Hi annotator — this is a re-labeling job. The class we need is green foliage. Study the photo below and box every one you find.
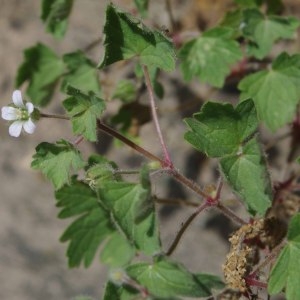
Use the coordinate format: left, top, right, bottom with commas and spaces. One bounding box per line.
10, 2, 300, 300
268, 214, 300, 300
112, 80, 137, 103
99, 4, 176, 71
242, 9, 300, 59
63, 86, 106, 141
41, 0, 73, 38
179, 27, 242, 87
100, 232, 135, 267
134, 0, 149, 17
125, 256, 223, 298
239, 53, 300, 130
185, 100, 272, 215
103, 281, 141, 300
98, 169, 161, 256
55, 179, 115, 267
61, 51, 101, 95
31, 140, 86, 190
16, 43, 65, 106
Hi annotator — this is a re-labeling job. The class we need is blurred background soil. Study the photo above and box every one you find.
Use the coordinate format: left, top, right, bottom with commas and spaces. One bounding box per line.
0, 1, 299, 299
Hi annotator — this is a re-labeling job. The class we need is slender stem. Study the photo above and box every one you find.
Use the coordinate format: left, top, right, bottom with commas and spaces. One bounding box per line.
171, 170, 210, 199
122, 275, 149, 298
73, 135, 84, 146
216, 203, 247, 225
40, 113, 70, 120
142, 65, 173, 168
166, 202, 208, 256
249, 239, 287, 276
245, 277, 267, 289
154, 197, 199, 207
97, 120, 164, 164
215, 177, 223, 200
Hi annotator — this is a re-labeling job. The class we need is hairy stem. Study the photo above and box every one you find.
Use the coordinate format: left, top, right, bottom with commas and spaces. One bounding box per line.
171, 171, 210, 199
143, 65, 173, 168
245, 277, 267, 289
216, 203, 247, 225
40, 113, 70, 120
154, 197, 199, 207
73, 135, 84, 146
166, 202, 208, 256
97, 120, 164, 164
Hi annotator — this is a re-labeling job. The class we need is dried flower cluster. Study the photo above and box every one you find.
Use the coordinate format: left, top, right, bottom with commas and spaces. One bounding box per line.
223, 219, 264, 292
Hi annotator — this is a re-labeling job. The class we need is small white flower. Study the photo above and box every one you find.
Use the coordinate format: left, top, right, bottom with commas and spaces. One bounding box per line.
1, 90, 37, 137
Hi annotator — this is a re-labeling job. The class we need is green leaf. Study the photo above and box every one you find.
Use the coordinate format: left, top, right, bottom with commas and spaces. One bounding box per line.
55, 180, 115, 267
265, 0, 284, 14
238, 52, 300, 130
126, 256, 212, 298
287, 212, 300, 243
103, 280, 181, 300
234, 0, 262, 8
220, 138, 272, 215
194, 273, 225, 291
31, 140, 86, 190
268, 214, 300, 300
101, 232, 135, 267
61, 51, 101, 95
103, 281, 138, 300
134, 0, 149, 17
63, 86, 106, 141
41, 0, 73, 38
185, 100, 272, 215
179, 27, 242, 87
242, 9, 300, 59
184, 99, 258, 157
99, 4, 175, 71
98, 170, 161, 255
16, 43, 65, 106
112, 80, 137, 103
220, 9, 243, 37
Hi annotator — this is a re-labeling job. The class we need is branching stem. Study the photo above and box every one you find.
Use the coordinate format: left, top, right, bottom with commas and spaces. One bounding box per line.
40, 112, 245, 230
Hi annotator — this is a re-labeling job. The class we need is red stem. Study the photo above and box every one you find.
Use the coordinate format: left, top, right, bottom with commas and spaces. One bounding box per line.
142, 65, 173, 168
166, 202, 208, 256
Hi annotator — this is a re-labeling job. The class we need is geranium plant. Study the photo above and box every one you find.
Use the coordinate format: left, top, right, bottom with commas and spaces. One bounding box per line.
2, 0, 300, 299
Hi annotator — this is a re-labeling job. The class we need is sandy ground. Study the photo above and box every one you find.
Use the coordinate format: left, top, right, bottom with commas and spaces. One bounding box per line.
0, 1, 297, 299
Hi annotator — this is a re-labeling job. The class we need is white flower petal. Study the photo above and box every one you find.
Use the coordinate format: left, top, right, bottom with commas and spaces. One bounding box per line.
26, 102, 34, 114
12, 90, 24, 107
1, 106, 19, 120
23, 119, 36, 134
9, 121, 24, 137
